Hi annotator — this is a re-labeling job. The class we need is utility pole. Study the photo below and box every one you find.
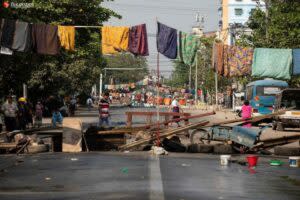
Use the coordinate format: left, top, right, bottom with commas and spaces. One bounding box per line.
189, 65, 192, 90
99, 73, 103, 97
23, 83, 27, 99
265, 0, 269, 41
195, 51, 199, 103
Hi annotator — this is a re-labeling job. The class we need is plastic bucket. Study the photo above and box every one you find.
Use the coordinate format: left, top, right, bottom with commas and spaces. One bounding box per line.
220, 155, 231, 166
247, 155, 258, 167
289, 157, 300, 168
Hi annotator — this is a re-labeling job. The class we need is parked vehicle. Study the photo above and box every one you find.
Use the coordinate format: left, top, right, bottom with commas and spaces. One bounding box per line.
273, 88, 300, 131
245, 79, 288, 116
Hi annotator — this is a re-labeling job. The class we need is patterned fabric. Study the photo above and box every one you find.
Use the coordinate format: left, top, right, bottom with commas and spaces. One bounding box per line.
223, 45, 230, 77
223, 45, 253, 77
252, 48, 292, 80
128, 24, 149, 56
99, 98, 110, 118
179, 31, 201, 66
156, 22, 177, 59
102, 26, 129, 54
212, 42, 224, 75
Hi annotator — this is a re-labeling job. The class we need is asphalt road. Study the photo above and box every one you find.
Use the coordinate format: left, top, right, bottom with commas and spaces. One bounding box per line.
0, 153, 299, 200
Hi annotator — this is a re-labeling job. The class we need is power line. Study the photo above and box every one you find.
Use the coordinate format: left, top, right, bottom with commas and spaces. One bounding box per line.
106, 3, 216, 12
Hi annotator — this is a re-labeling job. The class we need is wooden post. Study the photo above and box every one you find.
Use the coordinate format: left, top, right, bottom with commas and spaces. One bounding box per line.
164, 115, 170, 127
127, 113, 132, 127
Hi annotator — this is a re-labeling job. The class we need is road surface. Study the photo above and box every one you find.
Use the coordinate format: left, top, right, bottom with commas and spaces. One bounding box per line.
0, 152, 299, 200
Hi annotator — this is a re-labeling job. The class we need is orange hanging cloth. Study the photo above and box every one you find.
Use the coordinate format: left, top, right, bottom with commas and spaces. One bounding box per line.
58, 25, 75, 51
101, 26, 129, 54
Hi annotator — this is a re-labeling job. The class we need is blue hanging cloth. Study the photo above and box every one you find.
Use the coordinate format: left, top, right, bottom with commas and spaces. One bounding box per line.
293, 49, 300, 75
156, 22, 177, 59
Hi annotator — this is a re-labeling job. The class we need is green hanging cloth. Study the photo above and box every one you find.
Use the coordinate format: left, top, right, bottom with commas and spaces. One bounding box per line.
178, 32, 201, 66
252, 48, 292, 80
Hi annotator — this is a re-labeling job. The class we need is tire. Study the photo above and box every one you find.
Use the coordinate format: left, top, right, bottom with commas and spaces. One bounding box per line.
272, 122, 277, 130
274, 146, 300, 156
213, 144, 234, 154
27, 144, 49, 154
162, 138, 186, 152
187, 144, 213, 153
276, 122, 284, 131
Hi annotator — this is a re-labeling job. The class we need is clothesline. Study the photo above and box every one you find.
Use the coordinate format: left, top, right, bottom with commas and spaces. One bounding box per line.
212, 41, 300, 80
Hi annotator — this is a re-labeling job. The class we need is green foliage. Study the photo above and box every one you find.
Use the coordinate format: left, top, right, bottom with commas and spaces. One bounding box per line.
0, 0, 120, 99
168, 60, 189, 88
167, 36, 231, 94
104, 53, 148, 84
244, 0, 300, 48
237, 0, 300, 86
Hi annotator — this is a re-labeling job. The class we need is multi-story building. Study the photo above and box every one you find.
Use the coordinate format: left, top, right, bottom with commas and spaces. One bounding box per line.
219, 0, 265, 45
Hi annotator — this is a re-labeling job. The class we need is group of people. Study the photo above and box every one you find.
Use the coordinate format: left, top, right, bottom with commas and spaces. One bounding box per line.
0, 95, 44, 132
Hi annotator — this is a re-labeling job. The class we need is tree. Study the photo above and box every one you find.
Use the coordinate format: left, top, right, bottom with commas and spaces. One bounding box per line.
104, 53, 148, 84
0, 0, 120, 100
237, 0, 300, 86
167, 60, 189, 88
243, 0, 300, 48
167, 36, 231, 99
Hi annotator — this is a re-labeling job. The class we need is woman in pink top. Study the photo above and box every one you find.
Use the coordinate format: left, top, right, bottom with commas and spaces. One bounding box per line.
242, 100, 252, 127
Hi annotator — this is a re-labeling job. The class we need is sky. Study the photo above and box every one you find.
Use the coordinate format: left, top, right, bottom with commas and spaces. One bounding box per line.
102, 0, 220, 77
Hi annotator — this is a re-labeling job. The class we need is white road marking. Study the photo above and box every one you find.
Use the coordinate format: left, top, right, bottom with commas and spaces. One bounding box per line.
149, 155, 165, 200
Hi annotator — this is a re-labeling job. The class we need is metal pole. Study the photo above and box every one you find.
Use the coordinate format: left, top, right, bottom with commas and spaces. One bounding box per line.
215, 71, 218, 106
265, 0, 269, 41
156, 52, 161, 147
23, 83, 27, 99
189, 65, 192, 90
99, 73, 103, 97
195, 52, 198, 103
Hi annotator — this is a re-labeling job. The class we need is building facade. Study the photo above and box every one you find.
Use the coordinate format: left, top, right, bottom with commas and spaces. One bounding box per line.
219, 0, 265, 45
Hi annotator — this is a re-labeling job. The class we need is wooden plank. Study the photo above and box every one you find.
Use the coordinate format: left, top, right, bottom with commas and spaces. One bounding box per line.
134, 111, 215, 129
119, 120, 209, 150
212, 109, 290, 126
125, 111, 191, 117
97, 130, 134, 135
0, 143, 17, 149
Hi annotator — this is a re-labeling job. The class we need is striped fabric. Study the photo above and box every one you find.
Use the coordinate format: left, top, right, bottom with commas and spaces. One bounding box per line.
99, 99, 110, 118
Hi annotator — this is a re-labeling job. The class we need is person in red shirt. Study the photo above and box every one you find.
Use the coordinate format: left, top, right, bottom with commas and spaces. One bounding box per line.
98, 92, 110, 127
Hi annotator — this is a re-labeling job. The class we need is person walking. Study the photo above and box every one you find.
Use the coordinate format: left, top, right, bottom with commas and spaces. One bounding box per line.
98, 92, 110, 127
17, 97, 29, 130
1, 95, 18, 132
170, 96, 182, 127
34, 101, 43, 127
69, 97, 76, 116
86, 96, 93, 111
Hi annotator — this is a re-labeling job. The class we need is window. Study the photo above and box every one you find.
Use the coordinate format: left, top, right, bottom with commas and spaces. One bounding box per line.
246, 86, 253, 100
256, 86, 282, 96
235, 8, 243, 16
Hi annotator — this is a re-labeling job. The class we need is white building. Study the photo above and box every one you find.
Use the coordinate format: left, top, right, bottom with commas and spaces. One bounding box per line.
219, 0, 266, 45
